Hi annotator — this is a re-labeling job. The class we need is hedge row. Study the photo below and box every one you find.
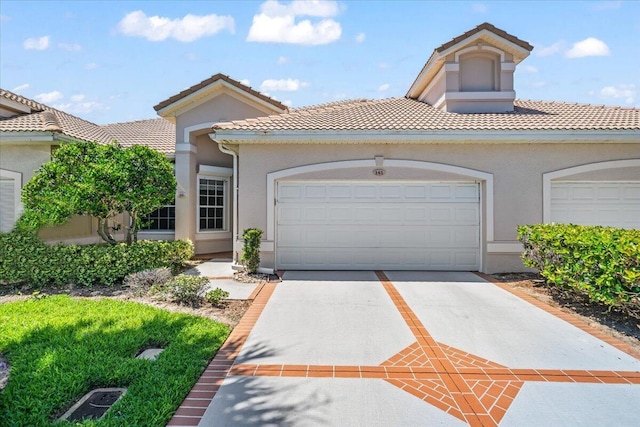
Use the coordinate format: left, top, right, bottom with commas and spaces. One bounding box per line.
0, 230, 193, 287
518, 224, 640, 312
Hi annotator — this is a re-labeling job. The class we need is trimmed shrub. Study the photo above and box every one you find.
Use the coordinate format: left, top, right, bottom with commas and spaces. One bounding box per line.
124, 267, 173, 296
518, 224, 640, 313
0, 229, 193, 287
205, 288, 230, 307
151, 275, 209, 307
241, 228, 263, 274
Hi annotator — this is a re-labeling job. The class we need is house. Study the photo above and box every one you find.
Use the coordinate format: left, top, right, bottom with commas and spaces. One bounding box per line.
2, 22, 639, 274
0, 89, 175, 241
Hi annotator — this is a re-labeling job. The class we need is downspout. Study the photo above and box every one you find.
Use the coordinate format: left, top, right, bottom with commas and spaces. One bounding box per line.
215, 140, 239, 264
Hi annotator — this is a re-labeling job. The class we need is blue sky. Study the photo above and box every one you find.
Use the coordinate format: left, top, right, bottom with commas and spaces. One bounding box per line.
1, 1, 638, 124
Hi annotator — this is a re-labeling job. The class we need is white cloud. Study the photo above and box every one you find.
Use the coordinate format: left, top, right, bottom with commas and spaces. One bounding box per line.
12, 83, 29, 93
54, 101, 108, 115
277, 56, 290, 64
355, 32, 366, 43
240, 79, 251, 87
520, 65, 538, 74
535, 40, 565, 57
70, 94, 85, 102
598, 83, 636, 104
247, 0, 342, 45
260, 78, 308, 92
116, 10, 235, 42
378, 83, 390, 92
35, 91, 63, 103
377, 62, 391, 70
58, 42, 82, 51
23, 36, 50, 50
472, 3, 488, 13
259, 0, 339, 17
85, 63, 99, 70
283, 100, 293, 107
566, 37, 610, 58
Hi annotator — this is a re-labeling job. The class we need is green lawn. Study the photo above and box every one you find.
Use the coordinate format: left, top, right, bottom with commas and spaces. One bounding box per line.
0, 295, 230, 426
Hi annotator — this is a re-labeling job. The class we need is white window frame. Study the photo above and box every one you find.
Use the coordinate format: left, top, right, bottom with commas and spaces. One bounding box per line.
0, 169, 23, 233
197, 165, 232, 234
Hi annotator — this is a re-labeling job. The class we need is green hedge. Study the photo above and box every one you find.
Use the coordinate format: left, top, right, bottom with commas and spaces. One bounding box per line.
0, 230, 193, 287
518, 224, 640, 312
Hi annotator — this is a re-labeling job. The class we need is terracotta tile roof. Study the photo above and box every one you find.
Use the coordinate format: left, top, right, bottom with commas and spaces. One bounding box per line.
154, 73, 287, 112
435, 22, 533, 53
0, 89, 48, 112
102, 118, 175, 154
212, 97, 640, 133
1, 89, 177, 153
0, 106, 114, 143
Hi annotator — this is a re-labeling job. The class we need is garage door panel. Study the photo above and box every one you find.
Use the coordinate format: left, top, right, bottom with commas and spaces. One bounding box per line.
276, 182, 480, 270
278, 248, 480, 271
550, 182, 640, 229
279, 225, 478, 249
624, 186, 640, 199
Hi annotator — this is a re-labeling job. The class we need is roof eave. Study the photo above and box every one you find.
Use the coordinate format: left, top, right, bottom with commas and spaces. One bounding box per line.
0, 131, 57, 143
211, 129, 640, 144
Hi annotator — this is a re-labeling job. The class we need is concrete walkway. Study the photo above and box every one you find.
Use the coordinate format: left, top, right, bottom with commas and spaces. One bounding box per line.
184, 256, 261, 300
168, 271, 640, 427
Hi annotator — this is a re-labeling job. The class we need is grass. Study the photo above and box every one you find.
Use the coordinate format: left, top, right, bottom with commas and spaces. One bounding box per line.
0, 295, 230, 426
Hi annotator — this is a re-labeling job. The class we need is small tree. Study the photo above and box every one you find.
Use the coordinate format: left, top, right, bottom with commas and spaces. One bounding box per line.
21, 141, 176, 244
241, 228, 263, 274
117, 144, 176, 244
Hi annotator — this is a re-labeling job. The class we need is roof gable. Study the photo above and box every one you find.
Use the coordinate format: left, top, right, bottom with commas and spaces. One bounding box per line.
154, 73, 287, 121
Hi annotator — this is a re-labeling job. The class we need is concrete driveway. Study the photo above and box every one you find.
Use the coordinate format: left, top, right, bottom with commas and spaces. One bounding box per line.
169, 271, 640, 427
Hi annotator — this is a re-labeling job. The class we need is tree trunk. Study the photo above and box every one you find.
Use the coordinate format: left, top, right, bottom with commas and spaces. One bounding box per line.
126, 212, 138, 245
97, 218, 117, 244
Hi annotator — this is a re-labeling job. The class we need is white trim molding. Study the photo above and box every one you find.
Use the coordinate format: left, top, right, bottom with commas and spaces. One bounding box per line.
454, 44, 505, 62
198, 165, 233, 177
265, 159, 495, 246
183, 123, 213, 144
542, 159, 640, 223
175, 143, 197, 154
213, 129, 640, 144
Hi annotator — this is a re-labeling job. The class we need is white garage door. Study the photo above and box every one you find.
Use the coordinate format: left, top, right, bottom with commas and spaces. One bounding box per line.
276, 181, 480, 270
551, 182, 640, 229
0, 179, 17, 233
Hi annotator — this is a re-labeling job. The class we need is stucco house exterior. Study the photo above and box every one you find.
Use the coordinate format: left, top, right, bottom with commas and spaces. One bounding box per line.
2, 22, 639, 274
0, 89, 175, 241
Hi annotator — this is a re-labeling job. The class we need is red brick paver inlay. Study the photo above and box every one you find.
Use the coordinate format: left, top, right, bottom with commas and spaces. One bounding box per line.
171, 272, 640, 427
167, 282, 277, 427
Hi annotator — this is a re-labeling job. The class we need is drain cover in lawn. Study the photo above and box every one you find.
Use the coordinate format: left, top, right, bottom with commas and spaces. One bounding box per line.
59, 388, 126, 422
